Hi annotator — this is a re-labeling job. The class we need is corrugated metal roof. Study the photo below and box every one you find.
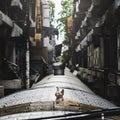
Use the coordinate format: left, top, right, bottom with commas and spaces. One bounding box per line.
0, 70, 117, 117
0, 86, 116, 109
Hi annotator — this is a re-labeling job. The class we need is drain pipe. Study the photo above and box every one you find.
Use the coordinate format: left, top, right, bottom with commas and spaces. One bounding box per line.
26, 39, 30, 89
24, 0, 30, 89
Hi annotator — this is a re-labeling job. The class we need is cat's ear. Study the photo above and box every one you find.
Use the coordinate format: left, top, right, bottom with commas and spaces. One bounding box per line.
56, 87, 59, 90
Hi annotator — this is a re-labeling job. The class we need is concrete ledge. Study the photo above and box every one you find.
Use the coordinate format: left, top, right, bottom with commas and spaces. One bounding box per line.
0, 79, 21, 89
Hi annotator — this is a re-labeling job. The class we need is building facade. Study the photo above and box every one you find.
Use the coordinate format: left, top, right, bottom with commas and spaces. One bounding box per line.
0, 0, 53, 95
72, 0, 120, 104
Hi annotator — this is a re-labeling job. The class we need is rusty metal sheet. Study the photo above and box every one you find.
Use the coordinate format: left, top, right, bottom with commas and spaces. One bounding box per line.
0, 111, 74, 120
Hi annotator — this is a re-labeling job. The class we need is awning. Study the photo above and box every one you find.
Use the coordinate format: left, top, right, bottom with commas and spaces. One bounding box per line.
11, 0, 23, 10
11, 23, 23, 37
114, 0, 120, 9
0, 11, 13, 27
75, 29, 94, 52
75, 43, 81, 52
0, 10, 23, 37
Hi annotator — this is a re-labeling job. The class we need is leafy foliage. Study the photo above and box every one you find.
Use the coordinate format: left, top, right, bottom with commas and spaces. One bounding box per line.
57, 0, 73, 44
48, 0, 55, 27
